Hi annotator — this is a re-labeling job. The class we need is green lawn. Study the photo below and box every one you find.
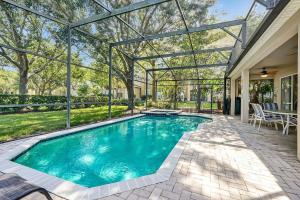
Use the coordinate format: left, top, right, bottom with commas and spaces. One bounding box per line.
0, 106, 127, 142
177, 101, 218, 109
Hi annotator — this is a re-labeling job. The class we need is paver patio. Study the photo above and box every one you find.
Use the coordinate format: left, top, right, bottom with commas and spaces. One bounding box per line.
0, 115, 299, 200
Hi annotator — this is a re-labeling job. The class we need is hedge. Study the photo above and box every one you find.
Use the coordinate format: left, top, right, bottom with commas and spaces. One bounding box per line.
0, 94, 143, 113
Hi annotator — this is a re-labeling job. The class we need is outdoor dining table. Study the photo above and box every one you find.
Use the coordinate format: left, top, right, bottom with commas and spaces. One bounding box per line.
263, 109, 297, 135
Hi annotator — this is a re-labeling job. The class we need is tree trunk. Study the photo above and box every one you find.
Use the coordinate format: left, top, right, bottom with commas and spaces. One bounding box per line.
18, 53, 29, 95
124, 57, 134, 110
19, 68, 28, 95
126, 81, 134, 110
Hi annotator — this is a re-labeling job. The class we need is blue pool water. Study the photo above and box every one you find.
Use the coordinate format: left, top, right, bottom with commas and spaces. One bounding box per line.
14, 115, 208, 187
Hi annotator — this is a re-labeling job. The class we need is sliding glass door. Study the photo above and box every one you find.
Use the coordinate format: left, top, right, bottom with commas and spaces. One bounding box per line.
292, 74, 298, 111
281, 74, 298, 111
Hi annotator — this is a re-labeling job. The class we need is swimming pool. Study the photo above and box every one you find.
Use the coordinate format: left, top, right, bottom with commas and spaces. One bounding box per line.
13, 115, 208, 188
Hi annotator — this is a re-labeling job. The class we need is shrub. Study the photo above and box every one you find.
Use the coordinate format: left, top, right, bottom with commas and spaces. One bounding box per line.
141, 95, 152, 101
112, 98, 128, 106
134, 98, 144, 106
0, 94, 112, 114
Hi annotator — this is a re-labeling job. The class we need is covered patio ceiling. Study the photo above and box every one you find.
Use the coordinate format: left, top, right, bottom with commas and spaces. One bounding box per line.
250, 34, 297, 76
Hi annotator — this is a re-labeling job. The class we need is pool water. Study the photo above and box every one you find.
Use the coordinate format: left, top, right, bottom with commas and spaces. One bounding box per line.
14, 115, 208, 187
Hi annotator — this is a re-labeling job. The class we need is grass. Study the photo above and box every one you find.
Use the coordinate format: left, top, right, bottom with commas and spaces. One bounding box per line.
0, 106, 127, 142
177, 101, 218, 109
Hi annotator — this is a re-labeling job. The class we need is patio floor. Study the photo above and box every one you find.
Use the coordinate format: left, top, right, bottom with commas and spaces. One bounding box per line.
0, 115, 299, 200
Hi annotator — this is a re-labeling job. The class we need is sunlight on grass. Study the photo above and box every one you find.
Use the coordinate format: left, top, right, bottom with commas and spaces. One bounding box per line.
177, 102, 218, 109
0, 106, 127, 142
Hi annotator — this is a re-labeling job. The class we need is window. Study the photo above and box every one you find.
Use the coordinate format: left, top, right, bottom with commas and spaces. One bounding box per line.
281, 74, 298, 111
250, 79, 274, 104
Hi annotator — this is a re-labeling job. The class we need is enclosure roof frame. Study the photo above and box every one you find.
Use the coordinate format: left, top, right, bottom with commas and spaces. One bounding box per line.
146, 63, 227, 72
1, 0, 250, 76
0, 0, 284, 75
111, 19, 245, 47
134, 46, 233, 61
70, 0, 172, 28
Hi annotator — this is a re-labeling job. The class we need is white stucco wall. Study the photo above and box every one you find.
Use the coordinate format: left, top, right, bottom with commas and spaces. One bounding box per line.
227, 1, 300, 159
273, 65, 297, 107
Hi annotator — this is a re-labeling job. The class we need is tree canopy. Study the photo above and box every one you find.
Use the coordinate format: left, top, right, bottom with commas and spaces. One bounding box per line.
0, 0, 240, 109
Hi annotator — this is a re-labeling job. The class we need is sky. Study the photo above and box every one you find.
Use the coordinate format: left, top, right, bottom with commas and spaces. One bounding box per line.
210, 0, 253, 21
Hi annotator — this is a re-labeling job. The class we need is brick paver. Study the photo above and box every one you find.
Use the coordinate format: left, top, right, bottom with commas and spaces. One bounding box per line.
1, 115, 299, 200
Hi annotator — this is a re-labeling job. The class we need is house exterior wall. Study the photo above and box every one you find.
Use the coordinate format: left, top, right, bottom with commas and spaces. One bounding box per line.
298, 24, 300, 160
119, 86, 143, 99
184, 84, 191, 101
229, 1, 300, 80
248, 64, 297, 108
274, 65, 297, 108
227, 1, 300, 160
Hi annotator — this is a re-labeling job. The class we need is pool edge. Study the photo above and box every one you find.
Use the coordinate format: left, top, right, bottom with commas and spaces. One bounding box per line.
0, 113, 211, 200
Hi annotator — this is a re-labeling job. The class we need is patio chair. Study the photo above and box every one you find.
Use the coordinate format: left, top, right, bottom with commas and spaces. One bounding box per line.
250, 103, 263, 127
0, 173, 52, 200
249, 103, 257, 125
249, 113, 255, 125
262, 102, 283, 123
252, 103, 283, 132
285, 116, 297, 135
290, 116, 297, 126
262, 103, 279, 111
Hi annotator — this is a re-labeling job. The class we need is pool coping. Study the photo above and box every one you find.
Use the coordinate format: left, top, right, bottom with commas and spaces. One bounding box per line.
0, 113, 211, 200
141, 109, 182, 115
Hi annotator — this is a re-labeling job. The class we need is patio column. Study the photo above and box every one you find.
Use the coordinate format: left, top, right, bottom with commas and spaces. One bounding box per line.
230, 78, 236, 115
297, 24, 300, 160
241, 69, 249, 123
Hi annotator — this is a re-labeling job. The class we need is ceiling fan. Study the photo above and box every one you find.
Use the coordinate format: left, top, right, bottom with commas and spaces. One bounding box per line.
260, 67, 268, 78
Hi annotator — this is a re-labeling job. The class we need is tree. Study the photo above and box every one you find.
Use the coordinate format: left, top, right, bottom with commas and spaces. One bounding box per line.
80, 0, 218, 110
29, 59, 66, 95
0, 68, 18, 94
0, 2, 67, 94
0, 0, 229, 110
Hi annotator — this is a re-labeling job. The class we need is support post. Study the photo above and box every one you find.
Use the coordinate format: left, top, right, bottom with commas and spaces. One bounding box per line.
223, 77, 227, 114
297, 24, 300, 160
241, 69, 249, 123
230, 78, 236, 116
108, 45, 112, 119
66, 27, 72, 129
242, 21, 247, 49
174, 80, 178, 109
145, 71, 148, 110
131, 59, 134, 115
210, 86, 213, 114
197, 84, 201, 113
155, 80, 158, 104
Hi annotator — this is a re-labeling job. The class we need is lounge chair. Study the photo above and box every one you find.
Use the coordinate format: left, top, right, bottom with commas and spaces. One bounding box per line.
0, 173, 52, 200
